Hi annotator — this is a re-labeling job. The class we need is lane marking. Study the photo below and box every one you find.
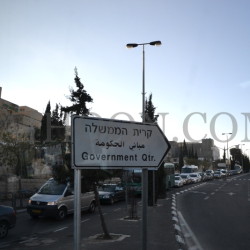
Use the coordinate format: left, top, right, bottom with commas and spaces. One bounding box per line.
54, 227, 68, 232
177, 211, 203, 250
81, 219, 90, 223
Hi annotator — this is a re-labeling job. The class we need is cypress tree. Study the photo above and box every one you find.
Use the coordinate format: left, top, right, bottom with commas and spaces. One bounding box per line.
61, 67, 93, 115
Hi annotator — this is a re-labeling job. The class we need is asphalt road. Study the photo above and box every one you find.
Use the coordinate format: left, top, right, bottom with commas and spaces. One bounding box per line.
2, 173, 248, 250
176, 173, 250, 250
0, 196, 180, 250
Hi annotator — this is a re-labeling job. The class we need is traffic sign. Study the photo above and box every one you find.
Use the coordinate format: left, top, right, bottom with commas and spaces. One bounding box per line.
72, 116, 171, 169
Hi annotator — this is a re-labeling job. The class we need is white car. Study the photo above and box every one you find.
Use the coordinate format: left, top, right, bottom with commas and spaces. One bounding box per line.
174, 176, 184, 187
205, 170, 214, 180
214, 170, 222, 178
27, 178, 96, 220
180, 174, 192, 184
189, 173, 202, 183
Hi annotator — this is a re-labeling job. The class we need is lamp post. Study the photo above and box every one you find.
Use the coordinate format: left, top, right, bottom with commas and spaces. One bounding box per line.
126, 40, 161, 250
126, 41, 161, 122
222, 132, 232, 166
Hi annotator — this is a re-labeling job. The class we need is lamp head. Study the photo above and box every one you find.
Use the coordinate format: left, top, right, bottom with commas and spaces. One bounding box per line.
126, 43, 138, 48
149, 41, 162, 46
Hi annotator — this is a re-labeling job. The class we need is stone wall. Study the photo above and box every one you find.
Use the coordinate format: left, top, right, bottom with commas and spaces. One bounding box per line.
0, 176, 49, 194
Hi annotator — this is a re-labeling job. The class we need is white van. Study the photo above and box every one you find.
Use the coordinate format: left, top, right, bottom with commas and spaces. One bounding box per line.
27, 178, 96, 220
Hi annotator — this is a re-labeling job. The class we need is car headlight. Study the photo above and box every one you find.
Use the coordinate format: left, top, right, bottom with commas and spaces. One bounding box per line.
103, 195, 110, 199
47, 201, 58, 206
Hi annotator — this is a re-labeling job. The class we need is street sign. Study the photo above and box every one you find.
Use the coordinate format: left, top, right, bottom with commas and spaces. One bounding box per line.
72, 116, 171, 169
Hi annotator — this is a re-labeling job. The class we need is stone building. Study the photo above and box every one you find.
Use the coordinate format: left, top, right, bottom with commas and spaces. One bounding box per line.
0, 87, 42, 142
168, 138, 220, 165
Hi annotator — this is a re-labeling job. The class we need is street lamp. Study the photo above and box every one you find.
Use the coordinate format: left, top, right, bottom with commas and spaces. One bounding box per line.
222, 132, 232, 163
126, 41, 161, 122
126, 40, 161, 250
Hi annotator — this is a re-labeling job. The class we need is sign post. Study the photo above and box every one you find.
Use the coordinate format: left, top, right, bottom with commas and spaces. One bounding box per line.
71, 116, 171, 249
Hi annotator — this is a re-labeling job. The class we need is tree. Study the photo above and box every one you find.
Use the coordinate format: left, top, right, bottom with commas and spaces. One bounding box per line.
144, 93, 161, 205
60, 68, 112, 239
183, 140, 188, 158
178, 145, 184, 171
0, 131, 33, 190
145, 93, 158, 123
61, 67, 93, 115
51, 103, 66, 142
40, 101, 51, 143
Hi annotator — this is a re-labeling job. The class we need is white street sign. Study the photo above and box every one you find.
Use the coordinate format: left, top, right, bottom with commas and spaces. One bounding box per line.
72, 116, 171, 169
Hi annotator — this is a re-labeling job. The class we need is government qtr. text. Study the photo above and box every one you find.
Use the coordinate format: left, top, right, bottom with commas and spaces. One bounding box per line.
81, 152, 156, 162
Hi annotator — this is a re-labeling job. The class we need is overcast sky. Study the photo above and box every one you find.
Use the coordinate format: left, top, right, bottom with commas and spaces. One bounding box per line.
1, 0, 250, 156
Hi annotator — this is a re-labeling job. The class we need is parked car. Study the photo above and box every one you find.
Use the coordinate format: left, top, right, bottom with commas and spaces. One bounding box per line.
180, 173, 192, 184
0, 205, 16, 239
174, 176, 184, 187
205, 170, 214, 180
189, 173, 202, 183
197, 172, 206, 181
27, 178, 96, 220
220, 169, 228, 177
214, 170, 222, 178
98, 184, 125, 204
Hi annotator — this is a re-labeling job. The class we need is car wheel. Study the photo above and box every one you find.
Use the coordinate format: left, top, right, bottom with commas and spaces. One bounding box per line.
57, 207, 67, 220
0, 221, 9, 239
88, 201, 96, 213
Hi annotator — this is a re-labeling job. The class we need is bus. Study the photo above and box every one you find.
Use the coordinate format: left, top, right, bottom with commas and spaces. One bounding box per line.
164, 163, 175, 189
181, 165, 198, 173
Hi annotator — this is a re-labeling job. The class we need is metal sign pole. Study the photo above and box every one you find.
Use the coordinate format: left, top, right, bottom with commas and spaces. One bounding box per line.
74, 168, 81, 250
142, 168, 148, 250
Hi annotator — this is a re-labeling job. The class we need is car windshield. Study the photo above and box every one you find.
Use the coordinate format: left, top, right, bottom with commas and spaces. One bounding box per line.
99, 185, 116, 192
38, 180, 67, 195
180, 175, 187, 179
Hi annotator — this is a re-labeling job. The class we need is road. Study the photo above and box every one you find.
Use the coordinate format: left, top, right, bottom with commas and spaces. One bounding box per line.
0, 196, 179, 250
1, 173, 249, 250
176, 173, 250, 250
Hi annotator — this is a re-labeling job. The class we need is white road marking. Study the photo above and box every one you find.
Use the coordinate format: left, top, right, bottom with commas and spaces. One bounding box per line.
177, 211, 203, 250
54, 227, 68, 232
81, 219, 90, 223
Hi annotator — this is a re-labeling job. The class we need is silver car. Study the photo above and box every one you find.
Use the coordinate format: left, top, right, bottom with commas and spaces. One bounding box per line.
27, 178, 96, 220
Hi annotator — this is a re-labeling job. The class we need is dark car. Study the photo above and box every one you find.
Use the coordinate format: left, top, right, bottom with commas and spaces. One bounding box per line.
98, 184, 125, 204
0, 205, 16, 239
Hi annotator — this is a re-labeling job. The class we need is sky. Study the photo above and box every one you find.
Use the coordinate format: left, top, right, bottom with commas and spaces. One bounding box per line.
1, 0, 250, 157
